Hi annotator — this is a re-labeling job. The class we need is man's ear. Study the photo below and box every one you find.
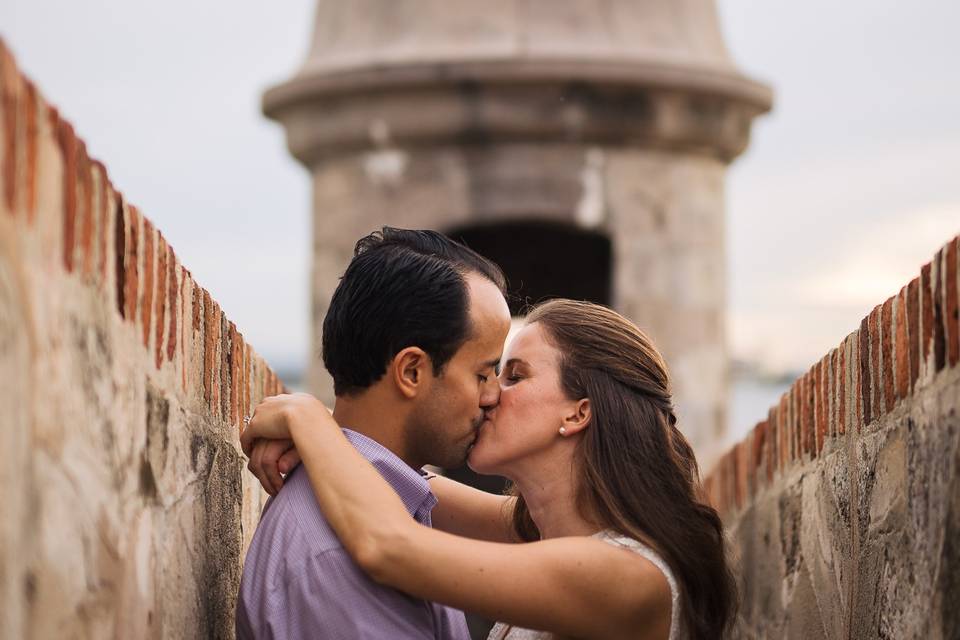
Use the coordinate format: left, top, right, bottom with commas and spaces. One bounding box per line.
392, 347, 431, 399
561, 398, 592, 436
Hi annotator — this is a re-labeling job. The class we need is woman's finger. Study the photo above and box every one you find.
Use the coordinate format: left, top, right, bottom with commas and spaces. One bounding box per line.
251, 438, 274, 495
278, 446, 302, 475
240, 427, 254, 458
262, 439, 291, 494
240, 406, 260, 456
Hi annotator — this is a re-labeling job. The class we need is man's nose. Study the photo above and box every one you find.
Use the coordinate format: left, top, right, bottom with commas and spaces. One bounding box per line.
480, 378, 501, 409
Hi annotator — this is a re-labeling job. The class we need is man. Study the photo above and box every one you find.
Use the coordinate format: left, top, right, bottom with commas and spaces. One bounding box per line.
236, 227, 512, 639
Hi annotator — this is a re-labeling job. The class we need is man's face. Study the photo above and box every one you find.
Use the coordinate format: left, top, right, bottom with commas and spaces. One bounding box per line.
407, 273, 511, 469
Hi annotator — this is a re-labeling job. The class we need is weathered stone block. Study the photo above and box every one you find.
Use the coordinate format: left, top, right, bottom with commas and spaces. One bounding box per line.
881, 297, 895, 413
165, 247, 178, 364
93, 160, 110, 283
860, 318, 873, 428
54, 115, 78, 273
945, 239, 958, 367
853, 379, 960, 637
870, 304, 883, 422
766, 407, 779, 481
894, 287, 910, 401
922, 262, 934, 367
154, 232, 167, 370
123, 204, 140, 323
838, 338, 848, 436
908, 276, 921, 390
799, 446, 851, 638
141, 218, 154, 349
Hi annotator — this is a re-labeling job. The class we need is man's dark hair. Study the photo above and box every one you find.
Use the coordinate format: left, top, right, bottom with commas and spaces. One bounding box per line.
322, 227, 507, 396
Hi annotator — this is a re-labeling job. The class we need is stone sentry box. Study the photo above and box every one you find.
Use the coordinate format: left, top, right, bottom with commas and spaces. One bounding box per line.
263, 0, 772, 471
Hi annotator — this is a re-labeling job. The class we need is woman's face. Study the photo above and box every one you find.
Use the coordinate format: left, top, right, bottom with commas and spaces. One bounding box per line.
467, 322, 575, 476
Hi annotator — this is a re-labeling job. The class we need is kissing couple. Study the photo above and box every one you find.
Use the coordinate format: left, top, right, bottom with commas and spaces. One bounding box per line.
236, 227, 735, 640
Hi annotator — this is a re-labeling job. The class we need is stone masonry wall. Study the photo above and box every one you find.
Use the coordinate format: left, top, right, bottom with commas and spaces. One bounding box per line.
0, 41, 281, 639
705, 234, 960, 638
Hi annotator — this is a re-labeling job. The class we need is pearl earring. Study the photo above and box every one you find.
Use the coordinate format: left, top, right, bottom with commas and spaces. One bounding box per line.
559, 427, 567, 435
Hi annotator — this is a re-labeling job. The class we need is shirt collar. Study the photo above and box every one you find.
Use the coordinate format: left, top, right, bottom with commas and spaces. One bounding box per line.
341, 428, 438, 522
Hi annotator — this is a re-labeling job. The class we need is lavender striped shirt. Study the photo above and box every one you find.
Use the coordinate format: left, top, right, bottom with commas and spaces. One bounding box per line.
236, 429, 471, 640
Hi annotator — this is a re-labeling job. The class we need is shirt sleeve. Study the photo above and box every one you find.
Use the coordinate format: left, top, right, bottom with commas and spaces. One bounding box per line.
256, 548, 440, 640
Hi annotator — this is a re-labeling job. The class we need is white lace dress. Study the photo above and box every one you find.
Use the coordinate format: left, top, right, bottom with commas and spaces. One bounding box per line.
486, 531, 681, 640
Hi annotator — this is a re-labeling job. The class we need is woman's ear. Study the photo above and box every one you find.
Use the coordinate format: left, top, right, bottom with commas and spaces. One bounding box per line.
392, 347, 430, 399
561, 398, 591, 436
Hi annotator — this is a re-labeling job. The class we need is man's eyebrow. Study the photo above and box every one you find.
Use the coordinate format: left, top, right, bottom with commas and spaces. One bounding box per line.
482, 358, 501, 370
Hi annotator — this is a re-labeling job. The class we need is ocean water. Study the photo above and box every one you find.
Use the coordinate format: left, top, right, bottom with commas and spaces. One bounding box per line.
727, 376, 793, 447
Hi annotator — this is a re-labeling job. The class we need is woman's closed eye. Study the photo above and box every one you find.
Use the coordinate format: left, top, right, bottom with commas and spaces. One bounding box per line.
500, 372, 523, 385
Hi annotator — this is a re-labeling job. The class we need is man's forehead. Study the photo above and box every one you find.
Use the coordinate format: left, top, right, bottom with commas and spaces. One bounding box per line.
465, 273, 510, 323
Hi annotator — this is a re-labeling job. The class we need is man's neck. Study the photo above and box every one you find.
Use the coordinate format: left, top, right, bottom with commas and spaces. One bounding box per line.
331, 391, 419, 469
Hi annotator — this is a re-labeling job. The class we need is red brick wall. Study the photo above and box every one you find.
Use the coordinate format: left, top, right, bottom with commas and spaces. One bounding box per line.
705, 233, 959, 518
0, 38, 285, 637
0, 39, 285, 422
707, 233, 960, 636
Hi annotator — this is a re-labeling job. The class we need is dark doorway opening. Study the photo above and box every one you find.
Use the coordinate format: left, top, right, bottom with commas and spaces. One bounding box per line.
443, 221, 613, 495
452, 220, 612, 315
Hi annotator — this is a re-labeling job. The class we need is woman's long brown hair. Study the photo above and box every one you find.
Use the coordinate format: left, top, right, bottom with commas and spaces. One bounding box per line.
511, 299, 737, 638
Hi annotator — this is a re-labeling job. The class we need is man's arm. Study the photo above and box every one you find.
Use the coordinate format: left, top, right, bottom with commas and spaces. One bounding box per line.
427, 475, 517, 543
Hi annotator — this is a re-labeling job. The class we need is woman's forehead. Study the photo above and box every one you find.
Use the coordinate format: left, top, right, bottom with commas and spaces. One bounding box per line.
504, 323, 555, 363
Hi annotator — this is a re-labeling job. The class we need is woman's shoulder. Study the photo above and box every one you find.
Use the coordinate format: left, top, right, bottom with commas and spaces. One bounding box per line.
487, 532, 678, 640
592, 530, 677, 589
592, 530, 680, 638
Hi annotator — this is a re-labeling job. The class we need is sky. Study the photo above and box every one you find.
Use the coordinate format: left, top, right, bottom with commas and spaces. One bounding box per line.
2, 0, 958, 381
720, 0, 960, 373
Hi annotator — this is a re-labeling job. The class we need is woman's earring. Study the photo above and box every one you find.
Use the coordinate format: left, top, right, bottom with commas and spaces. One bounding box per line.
559, 427, 567, 436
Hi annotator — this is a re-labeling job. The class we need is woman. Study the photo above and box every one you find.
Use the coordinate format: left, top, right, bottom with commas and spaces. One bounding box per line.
241, 300, 737, 639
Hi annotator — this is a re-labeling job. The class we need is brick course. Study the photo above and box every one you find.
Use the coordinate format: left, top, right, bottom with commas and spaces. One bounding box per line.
945, 238, 958, 367
707, 232, 960, 518
0, 38, 286, 418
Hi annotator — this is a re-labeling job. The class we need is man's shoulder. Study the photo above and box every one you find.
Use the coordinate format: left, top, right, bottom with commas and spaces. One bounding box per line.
237, 466, 454, 640
254, 465, 341, 554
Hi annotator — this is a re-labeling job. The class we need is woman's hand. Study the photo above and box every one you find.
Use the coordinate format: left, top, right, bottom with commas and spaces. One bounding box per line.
247, 438, 298, 495
247, 438, 302, 496
240, 392, 333, 458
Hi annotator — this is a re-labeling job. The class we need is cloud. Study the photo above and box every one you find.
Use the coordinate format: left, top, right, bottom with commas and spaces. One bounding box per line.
730, 203, 959, 373
796, 203, 960, 306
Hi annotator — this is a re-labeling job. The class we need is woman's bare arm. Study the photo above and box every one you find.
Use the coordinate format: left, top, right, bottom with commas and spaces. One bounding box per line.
241, 394, 671, 640
427, 475, 518, 543
245, 432, 517, 541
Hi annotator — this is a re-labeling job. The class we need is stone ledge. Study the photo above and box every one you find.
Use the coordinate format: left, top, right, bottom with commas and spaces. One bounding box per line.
264, 59, 772, 165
